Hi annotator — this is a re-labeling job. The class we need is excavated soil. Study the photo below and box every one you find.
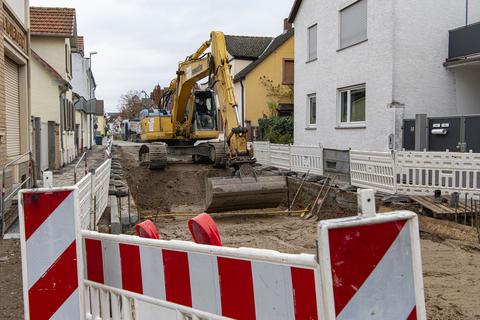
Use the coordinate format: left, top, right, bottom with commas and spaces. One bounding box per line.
118, 145, 480, 320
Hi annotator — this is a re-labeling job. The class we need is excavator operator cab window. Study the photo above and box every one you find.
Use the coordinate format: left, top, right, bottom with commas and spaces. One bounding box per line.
194, 92, 216, 130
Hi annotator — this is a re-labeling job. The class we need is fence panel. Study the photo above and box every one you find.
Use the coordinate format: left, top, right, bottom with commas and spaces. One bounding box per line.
252, 141, 271, 166
395, 151, 480, 197
76, 173, 93, 230
270, 143, 291, 170
290, 145, 323, 175
350, 150, 396, 194
93, 159, 111, 225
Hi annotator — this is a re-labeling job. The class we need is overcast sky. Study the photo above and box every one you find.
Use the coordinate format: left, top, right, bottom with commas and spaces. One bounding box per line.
30, 0, 294, 112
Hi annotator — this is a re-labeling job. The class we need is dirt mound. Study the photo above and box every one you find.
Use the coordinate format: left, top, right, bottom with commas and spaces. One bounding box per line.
119, 146, 231, 212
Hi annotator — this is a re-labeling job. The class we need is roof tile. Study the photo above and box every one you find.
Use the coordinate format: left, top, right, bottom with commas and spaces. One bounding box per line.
30, 7, 76, 37
225, 35, 273, 60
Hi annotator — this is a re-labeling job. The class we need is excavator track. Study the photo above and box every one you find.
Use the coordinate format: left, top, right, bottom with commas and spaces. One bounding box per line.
210, 142, 227, 168
148, 144, 167, 170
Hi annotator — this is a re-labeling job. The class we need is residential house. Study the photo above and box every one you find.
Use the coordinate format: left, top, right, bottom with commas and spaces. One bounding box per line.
289, 0, 480, 153
30, 7, 77, 170
225, 34, 273, 128
71, 35, 97, 151
0, 0, 31, 202
233, 23, 294, 140
95, 100, 105, 137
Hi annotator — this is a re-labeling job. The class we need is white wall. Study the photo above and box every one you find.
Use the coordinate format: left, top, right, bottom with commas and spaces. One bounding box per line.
454, 66, 480, 115
32, 37, 70, 80
294, 0, 395, 151
230, 58, 252, 75
30, 58, 61, 123
293, 0, 480, 152
72, 52, 89, 98
391, 0, 480, 119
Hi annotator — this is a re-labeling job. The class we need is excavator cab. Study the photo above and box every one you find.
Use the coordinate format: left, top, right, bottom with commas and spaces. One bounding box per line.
192, 91, 217, 131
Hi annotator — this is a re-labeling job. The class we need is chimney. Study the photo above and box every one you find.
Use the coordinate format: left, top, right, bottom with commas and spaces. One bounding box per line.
283, 18, 293, 32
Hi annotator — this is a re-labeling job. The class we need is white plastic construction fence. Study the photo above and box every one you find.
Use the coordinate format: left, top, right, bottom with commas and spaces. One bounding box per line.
18, 187, 426, 320
350, 150, 480, 197
252, 142, 323, 175
74, 158, 111, 229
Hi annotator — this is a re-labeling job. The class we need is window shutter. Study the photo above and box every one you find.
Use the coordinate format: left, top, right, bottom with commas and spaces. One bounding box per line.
340, 0, 367, 49
283, 60, 294, 84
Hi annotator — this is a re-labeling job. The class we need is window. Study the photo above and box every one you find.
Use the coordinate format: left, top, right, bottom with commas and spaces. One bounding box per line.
339, 0, 367, 49
307, 24, 317, 61
282, 59, 294, 84
307, 94, 316, 127
338, 85, 366, 126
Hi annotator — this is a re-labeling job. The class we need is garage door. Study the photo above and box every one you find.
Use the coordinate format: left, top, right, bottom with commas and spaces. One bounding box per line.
5, 57, 20, 157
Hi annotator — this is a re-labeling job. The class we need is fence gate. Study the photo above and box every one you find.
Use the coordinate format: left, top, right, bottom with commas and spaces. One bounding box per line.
402, 119, 416, 151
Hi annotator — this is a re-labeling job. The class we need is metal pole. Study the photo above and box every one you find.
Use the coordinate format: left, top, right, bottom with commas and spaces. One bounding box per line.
466, 0, 469, 26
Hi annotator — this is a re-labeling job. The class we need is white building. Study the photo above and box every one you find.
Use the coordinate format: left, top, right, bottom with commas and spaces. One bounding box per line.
71, 36, 97, 151
289, 0, 480, 152
30, 7, 77, 168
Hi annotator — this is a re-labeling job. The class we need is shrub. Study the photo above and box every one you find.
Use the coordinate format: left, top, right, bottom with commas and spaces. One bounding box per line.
258, 116, 294, 144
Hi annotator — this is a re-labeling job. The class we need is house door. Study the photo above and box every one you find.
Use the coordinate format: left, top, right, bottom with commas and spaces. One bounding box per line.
402, 119, 415, 151
5, 57, 21, 158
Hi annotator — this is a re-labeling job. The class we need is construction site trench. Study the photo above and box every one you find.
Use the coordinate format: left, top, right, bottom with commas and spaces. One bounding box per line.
111, 144, 480, 320
0, 143, 479, 319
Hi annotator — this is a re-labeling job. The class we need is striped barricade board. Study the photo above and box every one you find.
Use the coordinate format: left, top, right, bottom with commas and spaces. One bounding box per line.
82, 231, 321, 320
18, 188, 84, 320
317, 211, 426, 320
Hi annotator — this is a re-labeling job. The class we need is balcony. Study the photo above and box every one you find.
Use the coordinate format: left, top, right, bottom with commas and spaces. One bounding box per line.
75, 97, 98, 114
447, 22, 480, 64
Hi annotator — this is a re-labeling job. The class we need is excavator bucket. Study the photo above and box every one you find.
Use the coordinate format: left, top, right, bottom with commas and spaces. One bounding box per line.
205, 176, 287, 212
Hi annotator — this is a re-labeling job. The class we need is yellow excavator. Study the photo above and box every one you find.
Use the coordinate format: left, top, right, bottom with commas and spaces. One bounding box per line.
139, 31, 286, 212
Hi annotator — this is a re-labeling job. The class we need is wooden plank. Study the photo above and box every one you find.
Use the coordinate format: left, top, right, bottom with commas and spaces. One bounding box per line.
410, 195, 475, 216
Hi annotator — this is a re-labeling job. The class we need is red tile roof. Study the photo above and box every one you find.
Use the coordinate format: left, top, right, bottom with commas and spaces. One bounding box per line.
30, 7, 76, 37
77, 36, 84, 53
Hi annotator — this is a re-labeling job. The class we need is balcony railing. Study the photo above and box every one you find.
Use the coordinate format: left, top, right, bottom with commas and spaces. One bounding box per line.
448, 21, 480, 60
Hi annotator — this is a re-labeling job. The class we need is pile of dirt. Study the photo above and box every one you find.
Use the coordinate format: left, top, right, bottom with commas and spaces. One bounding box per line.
119, 146, 231, 213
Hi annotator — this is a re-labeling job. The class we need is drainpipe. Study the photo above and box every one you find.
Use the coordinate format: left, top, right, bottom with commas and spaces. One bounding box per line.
240, 79, 245, 128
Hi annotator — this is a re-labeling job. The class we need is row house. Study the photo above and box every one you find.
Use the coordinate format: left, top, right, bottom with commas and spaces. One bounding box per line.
289, 0, 480, 155
30, 6, 77, 170
225, 20, 295, 140
0, 1, 31, 195
72, 35, 98, 151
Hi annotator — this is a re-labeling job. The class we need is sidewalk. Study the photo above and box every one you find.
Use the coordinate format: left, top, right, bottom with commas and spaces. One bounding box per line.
48, 145, 109, 187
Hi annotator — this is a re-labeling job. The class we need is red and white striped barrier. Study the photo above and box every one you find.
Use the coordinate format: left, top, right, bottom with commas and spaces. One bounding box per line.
18, 188, 84, 320
82, 232, 320, 320
318, 197, 426, 319
18, 186, 426, 320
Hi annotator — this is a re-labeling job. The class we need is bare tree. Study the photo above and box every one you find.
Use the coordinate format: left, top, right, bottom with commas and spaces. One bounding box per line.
117, 90, 144, 119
